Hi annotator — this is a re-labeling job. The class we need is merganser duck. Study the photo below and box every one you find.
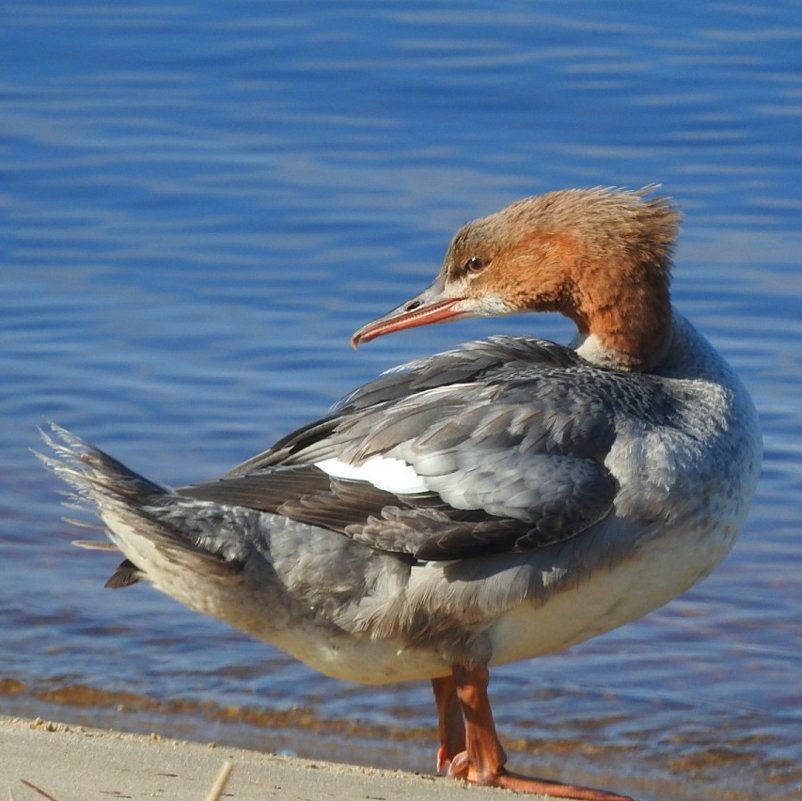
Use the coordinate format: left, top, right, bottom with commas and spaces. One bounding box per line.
40, 187, 762, 801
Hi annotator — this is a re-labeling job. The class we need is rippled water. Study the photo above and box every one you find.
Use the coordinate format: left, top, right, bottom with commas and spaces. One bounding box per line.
2, 3, 801, 800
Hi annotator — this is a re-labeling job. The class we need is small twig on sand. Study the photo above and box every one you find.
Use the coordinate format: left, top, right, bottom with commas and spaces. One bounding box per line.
203, 761, 234, 801
16, 761, 233, 801
19, 781, 59, 801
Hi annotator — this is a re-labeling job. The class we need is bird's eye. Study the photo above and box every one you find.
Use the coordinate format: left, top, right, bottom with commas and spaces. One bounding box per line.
464, 256, 488, 274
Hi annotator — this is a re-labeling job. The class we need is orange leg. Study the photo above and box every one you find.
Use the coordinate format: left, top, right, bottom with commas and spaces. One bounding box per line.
431, 675, 465, 772
445, 664, 634, 801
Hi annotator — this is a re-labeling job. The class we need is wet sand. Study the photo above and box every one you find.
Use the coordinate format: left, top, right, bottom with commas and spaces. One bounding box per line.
0, 714, 554, 801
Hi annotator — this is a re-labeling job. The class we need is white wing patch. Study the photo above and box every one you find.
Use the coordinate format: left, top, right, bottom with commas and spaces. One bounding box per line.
315, 456, 428, 495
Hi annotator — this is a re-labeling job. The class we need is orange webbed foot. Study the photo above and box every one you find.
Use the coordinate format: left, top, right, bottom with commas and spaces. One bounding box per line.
446, 752, 632, 800
439, 665, 634, 800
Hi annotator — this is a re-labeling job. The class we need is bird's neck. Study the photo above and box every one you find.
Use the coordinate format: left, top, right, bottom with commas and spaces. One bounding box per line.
567, 276, 672, 372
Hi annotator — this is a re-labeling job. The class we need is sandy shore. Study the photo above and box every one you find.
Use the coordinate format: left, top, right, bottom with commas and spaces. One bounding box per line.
0, 714, 552, 801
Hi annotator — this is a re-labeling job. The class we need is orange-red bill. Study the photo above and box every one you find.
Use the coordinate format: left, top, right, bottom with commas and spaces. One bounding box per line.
351, 293, 465, 347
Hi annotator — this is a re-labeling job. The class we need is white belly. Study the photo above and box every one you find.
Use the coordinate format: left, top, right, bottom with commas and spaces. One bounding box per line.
488, 519, 740, 667
271, 520, 741, 684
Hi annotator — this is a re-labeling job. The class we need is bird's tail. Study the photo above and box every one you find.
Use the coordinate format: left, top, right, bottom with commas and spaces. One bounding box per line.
35, 423, 246, 593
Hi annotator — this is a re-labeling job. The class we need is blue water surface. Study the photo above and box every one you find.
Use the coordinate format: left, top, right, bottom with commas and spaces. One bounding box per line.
2, 3, 801, 800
